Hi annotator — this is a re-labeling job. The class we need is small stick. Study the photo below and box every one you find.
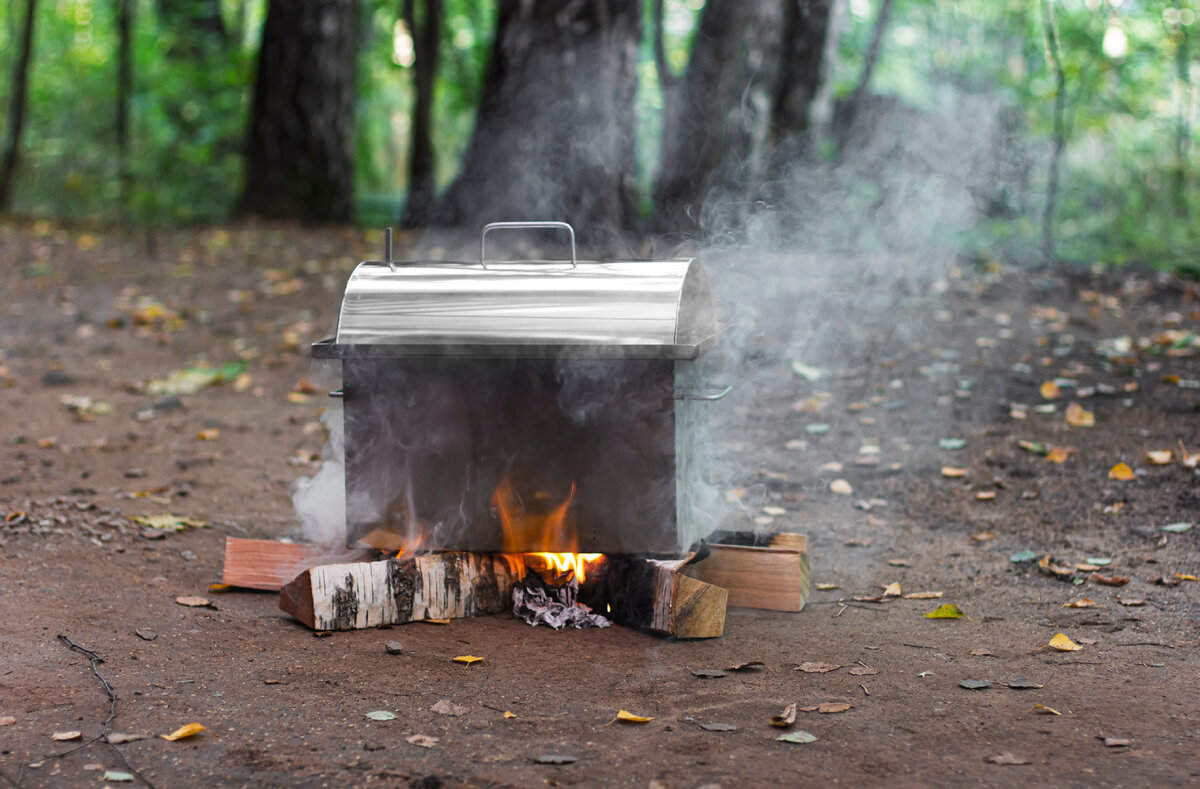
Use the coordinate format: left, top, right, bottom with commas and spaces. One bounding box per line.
860, 684, 870, 696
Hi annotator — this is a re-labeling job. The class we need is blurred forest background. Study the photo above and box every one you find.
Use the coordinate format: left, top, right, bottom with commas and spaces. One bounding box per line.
0, 0, 1197, 270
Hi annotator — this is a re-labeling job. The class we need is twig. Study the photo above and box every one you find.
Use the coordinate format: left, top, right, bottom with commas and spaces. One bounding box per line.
14, 636, 154, 788
1110, 642, 1177, 649
901, 643, 938, 650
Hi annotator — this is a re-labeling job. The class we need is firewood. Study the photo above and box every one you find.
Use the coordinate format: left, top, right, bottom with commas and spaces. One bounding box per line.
279, 553, 524, 630
579, 556, 727, 639
221, 537, 373, 591
684, 534, 809, 612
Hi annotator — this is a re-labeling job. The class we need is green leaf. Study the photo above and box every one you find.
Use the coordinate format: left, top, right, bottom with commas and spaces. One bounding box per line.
776, 730, 818, 744
1084, 557, 1111, 566
791, 362, 825, 382
102, 772, 135, 782
365, 710, 396, 721
924, 603, 964, 619
939, 438, 968, 450
1009, 550, 1039, 563
805, 423, 830, 435
1161, 522, 1193, 534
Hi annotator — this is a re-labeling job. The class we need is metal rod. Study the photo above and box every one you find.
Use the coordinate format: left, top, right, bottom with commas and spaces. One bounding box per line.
384, 227, 394, 271
480, 221, 576, 269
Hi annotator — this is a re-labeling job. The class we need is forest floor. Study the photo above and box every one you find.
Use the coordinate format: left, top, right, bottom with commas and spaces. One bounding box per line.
1, 219, 1198, 788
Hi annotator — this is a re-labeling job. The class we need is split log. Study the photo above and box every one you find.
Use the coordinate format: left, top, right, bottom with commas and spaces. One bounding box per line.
280, 553, 524, 630
684, 533, 809, 612
279, 552, 729, 638
222, 537, 374, 591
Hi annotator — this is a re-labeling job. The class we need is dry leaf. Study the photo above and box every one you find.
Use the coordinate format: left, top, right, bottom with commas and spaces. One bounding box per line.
503, 711, 516, 719
814, 583, 840, 591
430, 700, 467, 717
1038, 555, 1074, 577
969, 649, 995, 657
1048, 633, 1082, 652
422, 618, 450, 625
175, 596, 212, 607
1039, 381, 1060, 400
1046, 447, 1070, 464
105, 733, 144, 743
849, 666, 879, 676
160, 723, 205, 741
1176, 573, 1198, 582
1064, 402, 1094, 428
1032, 704, 1061, 715
795, 662, 841, 673
406, 734, 438, 748
830, 479, 853, 495
613, 710, 653, 724
887, 558, 910, 567
1108, 463, 1136, 481
817, 702, 852, 714
903, 591, 943, 600
987, 752, 1031, 765
970, 532, 998, 542
1145, 450, 1173, 465
195, 428, 219, 441
1103, 737, 1132, 747
207, 583, 232, 592
882, 582, 901, 597
1094, 575, 1130, 587
452, 655, 483, 665
924, 603, 964, 619
941, 467, 967, 478
51, 731, 82, 741
1064, 598, 1099, 608
770, 703, 797, 728
725, 660, 766, 672
1117, 597, 1145, 606
0, 716, 15, 726
975, 491, 996, 501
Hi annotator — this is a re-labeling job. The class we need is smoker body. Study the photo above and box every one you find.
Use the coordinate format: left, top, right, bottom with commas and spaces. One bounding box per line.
314, 223, 720, 554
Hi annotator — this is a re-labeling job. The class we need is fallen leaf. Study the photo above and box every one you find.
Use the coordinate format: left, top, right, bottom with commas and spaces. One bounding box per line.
133, 514, 206, 531
691, 668, 727, 679
1065, 402, 1094, 428
504, 711, 516, 719
452, 655, 483, 665
903, 591, 943, 600
1117, 597, 1145, 606
406, 734, 438, 749
699, 722, 738, 732
1048, 633, 1082, 652
286, 391, 312, 404
1046, 447, 1071, 464
0, 716, 15, 726
854, 596, 885, 603
430, 700, 467, 717
1038, 555, 1075, 578
975, 491, 997, 501
959, 679, 992, 690
1032, 704, 1061, 715
51, 730, 81, 741
924, 603, 964, 619
1176, 573, 1198, 582
533, 753, 577, 764
135, 628, 157, 641
1075, 563, 1100, 572
886, 558, 910, 567
195, 428, 219, 441
101, 771, 135, 783
795, 662, 840, 673
969, 649, 995, 657
160, 723, 206, 741
882, 582, 901, 597
1085, 557, 1112, 566
818, 702, 852, 713
848, 665, 878, 676
422, 618, 450, 625
1064, 598, 1099, 608
844, 537, 873, 547
105, 733, 143, 743
941, 466, 967, 478
939, 438, 968, 450
1108, 463, 1136, 481
613, 710, 652, 724
830, 479, 853, 495
987, 752, 1030, 765
207, 583, 232, 592
1145, 450, 1173, 465
814, 583, 840, 591
791, 361, 825, 382
726, 660, 766, 672
776, 730, 818, 744
175, 596, 212, 607
970, 532, 998, 542
1102, 737, 1132, 747
1007, 677, 1043, 689
1019, 440, 1050, 455
1160, 522, 1194, 534
770, 703, 797, 728
1039, 381, 1060, 400
1093, 575, 1130, 587
366, 710, 397, 721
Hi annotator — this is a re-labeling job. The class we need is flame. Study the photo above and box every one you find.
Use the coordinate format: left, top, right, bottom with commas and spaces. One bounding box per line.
491, 471, 602, 583
525, 552, 604, 583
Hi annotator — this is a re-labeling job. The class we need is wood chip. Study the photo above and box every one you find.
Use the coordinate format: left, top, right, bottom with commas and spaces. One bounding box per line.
175, 596, 212, 607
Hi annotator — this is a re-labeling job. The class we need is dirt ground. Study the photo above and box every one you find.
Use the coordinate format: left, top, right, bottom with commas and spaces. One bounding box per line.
1, 220, 1198, 788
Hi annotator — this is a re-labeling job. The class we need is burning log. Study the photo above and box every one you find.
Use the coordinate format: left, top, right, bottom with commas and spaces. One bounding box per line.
279, 553, 728, 638
685, 533, 810, 612
221, 537, 374, 591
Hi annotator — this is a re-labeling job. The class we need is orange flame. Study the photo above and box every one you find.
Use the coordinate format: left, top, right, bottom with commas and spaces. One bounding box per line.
525, 551, 604, 583
491, 472, 602, 583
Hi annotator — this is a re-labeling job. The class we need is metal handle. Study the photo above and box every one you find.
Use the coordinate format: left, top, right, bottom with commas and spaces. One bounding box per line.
674, 385, 732, 401
480, 222, 576, 269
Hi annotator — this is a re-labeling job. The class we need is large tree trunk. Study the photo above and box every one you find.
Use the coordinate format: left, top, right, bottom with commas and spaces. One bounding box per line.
652, 0, 787, 235
773, 0, 835, 139
116, 0, 134, 215
400, 0, 443, 228
237, 0, 358, 223
432, 0, 642, 246
0, 0, 38, 213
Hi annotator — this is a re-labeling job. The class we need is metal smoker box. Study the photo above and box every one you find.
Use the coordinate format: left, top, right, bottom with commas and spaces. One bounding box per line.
313, 222, 723, 555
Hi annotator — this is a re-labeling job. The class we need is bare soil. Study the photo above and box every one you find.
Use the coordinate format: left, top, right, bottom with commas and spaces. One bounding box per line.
1, 221, 1198, 788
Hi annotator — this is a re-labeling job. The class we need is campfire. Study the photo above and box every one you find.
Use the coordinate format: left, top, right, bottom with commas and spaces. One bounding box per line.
223, 223, 811, 638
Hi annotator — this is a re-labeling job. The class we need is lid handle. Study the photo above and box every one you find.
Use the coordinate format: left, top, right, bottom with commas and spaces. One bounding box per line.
480, 221, 576, 269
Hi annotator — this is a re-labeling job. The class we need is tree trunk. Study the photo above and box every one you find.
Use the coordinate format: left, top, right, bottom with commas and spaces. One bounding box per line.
116, 0, 134, 215
400, 0, 443, 228
652, 0, 787, 235
156, 0, 228, 54
237, 0, 358, 223
773, 0, 835, 138
1040, 0, 1066, 265
0, 0, 38, 213
432, 0, 642, 246
848, 0, 890, 103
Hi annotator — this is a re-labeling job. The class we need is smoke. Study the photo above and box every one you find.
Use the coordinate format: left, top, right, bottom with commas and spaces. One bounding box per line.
291, 399, 346, 545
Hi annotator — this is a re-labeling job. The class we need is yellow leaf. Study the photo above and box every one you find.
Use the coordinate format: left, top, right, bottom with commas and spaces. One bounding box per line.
924, 603, 963, 619
941, 467, 967, 478
422, 619, 450, 625
160, 723, 206, 741
287, 391, 311, 404
1064, 402, 1094, 428
503, 711, 516, 719
196, 428, 219, 441
1175, 573, 1198, 582
903, 591, 943, 599
1108, 463, 1136, 481
814, 583, 839, 590
1145, 450, 1173, 465
1032, 705, 1061, 716
1048, 633, 1082, 652
1063, 598, 1099, 608
452, 655, 483, 665
1040, 381, 1060, 400
975, 491, 996, 501
207, 583, 232, 592
882, 582, 901, 597
1046, 447, 1070, 464
614, 710, 653, 724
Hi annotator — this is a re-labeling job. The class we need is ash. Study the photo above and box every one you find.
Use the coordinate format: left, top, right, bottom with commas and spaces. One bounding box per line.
512, 575, 611, 630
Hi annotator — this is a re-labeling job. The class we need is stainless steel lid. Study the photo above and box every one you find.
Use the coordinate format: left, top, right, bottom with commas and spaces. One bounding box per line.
314, 223, 715, 360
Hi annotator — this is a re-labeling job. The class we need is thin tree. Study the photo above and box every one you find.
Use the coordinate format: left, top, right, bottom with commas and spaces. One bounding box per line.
1040, 0, 1066, 265
848, 0, 891, 103
1171, 16, 1190, 218
400, 0, 444, 228
116, 0, 134, 215
0, 0, 38, 213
